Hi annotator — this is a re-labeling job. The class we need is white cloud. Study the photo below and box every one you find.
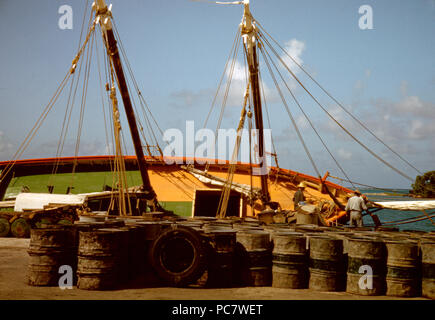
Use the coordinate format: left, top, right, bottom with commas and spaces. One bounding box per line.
281, 39, 305, 73
338, 148, 352, 160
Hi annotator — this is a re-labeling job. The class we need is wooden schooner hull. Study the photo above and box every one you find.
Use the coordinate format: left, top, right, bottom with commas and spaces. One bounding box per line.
0, 156, 352, 222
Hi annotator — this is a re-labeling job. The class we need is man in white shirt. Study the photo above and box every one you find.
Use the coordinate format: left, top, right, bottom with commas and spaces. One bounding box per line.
345, 189, 367, 227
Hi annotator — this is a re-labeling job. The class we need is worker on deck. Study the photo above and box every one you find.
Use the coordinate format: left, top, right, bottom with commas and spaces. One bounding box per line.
345, 189, 367, 227
293, 182, 306, 210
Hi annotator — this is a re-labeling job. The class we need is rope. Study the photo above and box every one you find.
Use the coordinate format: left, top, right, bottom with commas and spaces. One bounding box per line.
204, 29, 242, 173
380, 212, 435, 226
112, 18, 166, 157
258, 41, 321, 178
203, 26, 242, 129
328, 174, 409, 192
266, 35, 413, 181
257, 34, 357, 189
255, 21, 422, 176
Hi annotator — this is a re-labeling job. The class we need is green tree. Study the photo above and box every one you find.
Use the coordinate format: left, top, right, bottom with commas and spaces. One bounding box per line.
411, 171, 435, 198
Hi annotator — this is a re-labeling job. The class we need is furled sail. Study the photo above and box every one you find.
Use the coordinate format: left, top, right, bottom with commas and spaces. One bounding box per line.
373, 200, 435, 211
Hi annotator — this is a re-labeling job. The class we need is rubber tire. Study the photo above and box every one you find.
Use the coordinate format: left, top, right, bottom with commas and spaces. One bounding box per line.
11, 218, 31, 238
0, 218, 10, 237
149, 225, 208, 287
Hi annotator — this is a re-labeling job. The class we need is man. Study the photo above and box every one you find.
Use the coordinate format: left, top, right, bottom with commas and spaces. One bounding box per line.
345, 189, 367, 227
293, 182, 306, 210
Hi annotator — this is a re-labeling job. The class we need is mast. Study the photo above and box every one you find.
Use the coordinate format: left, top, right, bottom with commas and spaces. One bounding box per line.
241, 1, 271, 204
93, 0, 159, 209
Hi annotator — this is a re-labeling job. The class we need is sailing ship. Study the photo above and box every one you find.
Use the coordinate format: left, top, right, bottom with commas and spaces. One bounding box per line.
0, 0, 434, 238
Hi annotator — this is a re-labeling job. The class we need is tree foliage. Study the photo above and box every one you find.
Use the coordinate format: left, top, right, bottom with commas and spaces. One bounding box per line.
411, 171, 435, 198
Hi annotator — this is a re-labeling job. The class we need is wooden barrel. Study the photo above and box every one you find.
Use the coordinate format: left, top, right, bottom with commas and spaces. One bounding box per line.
309, 236, 345, 291
77, 228, 129, 290
346, 237, 386, 295
28, 226, 77, 286
385, 240, 420, 297
0, 217, 10, 237
235, 230, 272, 287
421, 241, 435, 299
272, 232, 308, 289
203, 229, 237, 288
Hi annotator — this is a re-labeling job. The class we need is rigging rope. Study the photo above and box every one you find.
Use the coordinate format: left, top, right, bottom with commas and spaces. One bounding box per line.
257, 29, 413, 182
257, 34, 357, 189
258, 41, 322, 179
255, 21, 422, 176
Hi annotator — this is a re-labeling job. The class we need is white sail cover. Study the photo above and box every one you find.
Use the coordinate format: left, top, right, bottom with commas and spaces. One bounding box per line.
14, 193, 87, 212
374, 200, 435, 211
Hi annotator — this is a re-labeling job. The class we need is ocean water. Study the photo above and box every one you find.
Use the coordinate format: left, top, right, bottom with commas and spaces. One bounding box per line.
360, 188, 435, 232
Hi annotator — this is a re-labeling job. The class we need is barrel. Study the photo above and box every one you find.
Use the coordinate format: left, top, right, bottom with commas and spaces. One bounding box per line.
28, 226, 78, 286
385, 240, 420, 297
296, 204, 319, 225
0, 217, 10, 237
309, 236, 345, 291
235, 230, 272, 286
203, 229, 237, 288
11, 217, 31, 238
421, 241, 435, 299
272, 232, 308, 288
123, 223, 147, 284
346, 237, 386, 295
77, 228, 129, 290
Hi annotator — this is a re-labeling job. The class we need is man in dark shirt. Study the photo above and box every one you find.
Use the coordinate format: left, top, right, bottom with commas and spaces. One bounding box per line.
293, 182, 306, 210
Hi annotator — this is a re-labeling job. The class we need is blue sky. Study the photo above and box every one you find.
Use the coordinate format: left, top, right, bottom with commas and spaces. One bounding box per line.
0, 0, 434, 189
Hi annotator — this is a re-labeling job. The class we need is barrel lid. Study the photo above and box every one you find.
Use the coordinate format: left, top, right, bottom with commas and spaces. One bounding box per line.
92, 227, 129, 233
272, 231, 305, 237
236, 229, 269, 235
203, 229, 237, 235
192, 216, 217, 221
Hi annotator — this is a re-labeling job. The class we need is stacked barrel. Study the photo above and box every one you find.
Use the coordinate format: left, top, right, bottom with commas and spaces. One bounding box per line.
385, 240, 420, 297
27, 225, 77, 286
77, 228, 129, 290
308, 236, 345, 291
203, 229, 237, 288
420, 240, 435, 299
235, 230, 272, 286
271, 232, 308, 288
24, 216, 435, 299
346, 237, 386, 295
